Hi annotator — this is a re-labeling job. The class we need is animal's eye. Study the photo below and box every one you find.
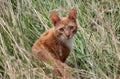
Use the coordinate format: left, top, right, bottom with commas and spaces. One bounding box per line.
59, 28, 64, 32
69, 26, 74, 29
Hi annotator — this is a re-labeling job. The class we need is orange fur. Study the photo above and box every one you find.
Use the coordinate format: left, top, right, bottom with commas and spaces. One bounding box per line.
33, 28, 70, 62
32, 8, 77, 78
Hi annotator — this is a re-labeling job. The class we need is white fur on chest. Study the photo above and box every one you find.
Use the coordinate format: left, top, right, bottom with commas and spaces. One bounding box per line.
64, 39, 73, 51
58, 36, 73, 51
58, 37, 73, 57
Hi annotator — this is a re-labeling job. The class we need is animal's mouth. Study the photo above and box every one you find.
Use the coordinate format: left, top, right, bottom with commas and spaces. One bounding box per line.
65, 35, 73, 39
66, 37, 71, 39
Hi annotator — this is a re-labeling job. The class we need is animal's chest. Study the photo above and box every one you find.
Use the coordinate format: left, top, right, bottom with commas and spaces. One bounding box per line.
64, 39, 73, 51
44, 40, 72, 62
54, 43, 70, 62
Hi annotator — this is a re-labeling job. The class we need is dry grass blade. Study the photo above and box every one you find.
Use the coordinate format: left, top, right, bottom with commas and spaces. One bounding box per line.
0, 0, 120, 79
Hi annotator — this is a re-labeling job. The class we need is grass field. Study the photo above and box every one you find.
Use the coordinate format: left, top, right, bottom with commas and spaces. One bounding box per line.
0, 0, 120, 79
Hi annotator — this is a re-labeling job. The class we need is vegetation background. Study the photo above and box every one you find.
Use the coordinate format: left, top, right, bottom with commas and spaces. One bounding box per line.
0, 0, 120, 79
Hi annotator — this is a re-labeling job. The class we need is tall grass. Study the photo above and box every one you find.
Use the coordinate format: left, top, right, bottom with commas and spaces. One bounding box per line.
0, 0, 120, 79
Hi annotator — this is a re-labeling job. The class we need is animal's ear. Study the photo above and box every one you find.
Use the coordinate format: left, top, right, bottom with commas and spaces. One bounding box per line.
50, 13, 60, 26
68, 8, 76, 21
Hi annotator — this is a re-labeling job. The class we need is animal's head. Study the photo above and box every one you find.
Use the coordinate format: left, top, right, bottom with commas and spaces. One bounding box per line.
50, 8, 77, 40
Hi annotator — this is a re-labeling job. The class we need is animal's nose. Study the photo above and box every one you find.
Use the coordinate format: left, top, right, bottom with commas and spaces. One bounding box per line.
66, 34, 70, 38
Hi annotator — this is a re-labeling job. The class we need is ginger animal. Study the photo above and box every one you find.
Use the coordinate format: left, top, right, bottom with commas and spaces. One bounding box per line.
32, 8, 77, 78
